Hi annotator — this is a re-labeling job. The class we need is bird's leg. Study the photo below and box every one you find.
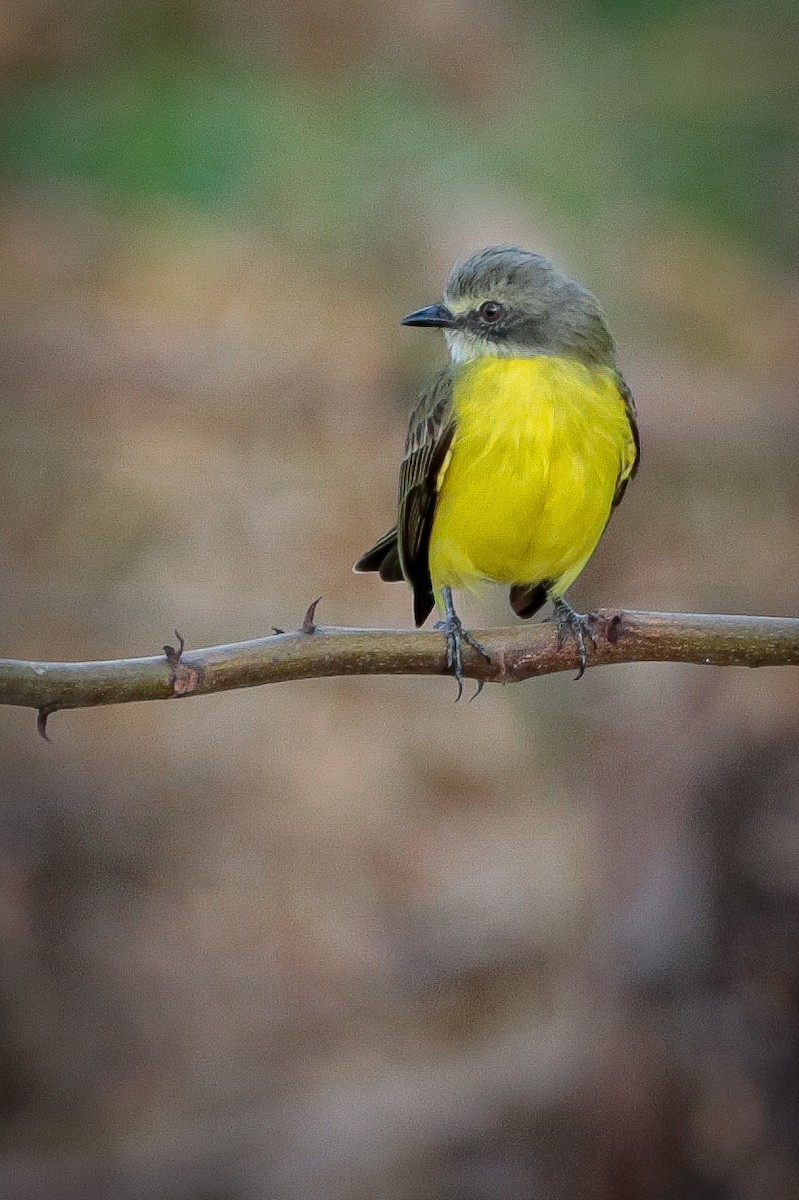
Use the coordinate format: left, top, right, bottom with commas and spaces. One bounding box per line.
434, 587, 491, 701
550, 597, 599, 681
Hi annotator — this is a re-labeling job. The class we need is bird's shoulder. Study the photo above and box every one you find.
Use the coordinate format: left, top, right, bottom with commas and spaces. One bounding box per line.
615, 371, 640, 469
403, 366, 455, 458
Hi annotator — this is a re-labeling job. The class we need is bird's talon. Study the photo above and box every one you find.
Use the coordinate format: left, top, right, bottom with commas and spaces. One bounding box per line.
435, 589, 491, 700
552, 599, 598, 680
462, 629, 491, 662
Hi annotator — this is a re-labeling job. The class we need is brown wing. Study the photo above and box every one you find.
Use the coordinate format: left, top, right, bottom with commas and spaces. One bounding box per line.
353, 369, 455, 625
397, 369, 456, 627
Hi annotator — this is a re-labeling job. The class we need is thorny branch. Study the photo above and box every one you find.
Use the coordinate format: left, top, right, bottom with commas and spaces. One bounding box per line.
0, 607, 797, 738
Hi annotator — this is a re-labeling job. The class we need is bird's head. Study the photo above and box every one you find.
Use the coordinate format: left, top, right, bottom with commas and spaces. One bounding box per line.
401, 245, 616, 368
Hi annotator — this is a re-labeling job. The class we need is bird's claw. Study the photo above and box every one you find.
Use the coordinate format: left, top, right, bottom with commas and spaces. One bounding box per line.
434, 612, 490, 701
551, 599, 598, 680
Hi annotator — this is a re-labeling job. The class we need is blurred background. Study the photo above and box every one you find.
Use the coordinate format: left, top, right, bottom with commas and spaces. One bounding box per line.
1, 1, 798, 1197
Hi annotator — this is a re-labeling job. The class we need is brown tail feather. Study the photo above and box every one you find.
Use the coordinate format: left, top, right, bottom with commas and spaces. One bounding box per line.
413, 589, 435, 627
509, 582, 550, 619
353, 529, 404, 582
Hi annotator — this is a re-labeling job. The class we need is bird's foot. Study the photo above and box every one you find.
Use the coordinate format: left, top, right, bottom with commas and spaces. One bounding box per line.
434, 611, 491, 701
550, 598, 599, 680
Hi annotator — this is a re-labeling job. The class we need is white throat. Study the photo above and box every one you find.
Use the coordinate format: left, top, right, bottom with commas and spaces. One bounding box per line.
441, 328, 515, 360
444, 329, 501, 364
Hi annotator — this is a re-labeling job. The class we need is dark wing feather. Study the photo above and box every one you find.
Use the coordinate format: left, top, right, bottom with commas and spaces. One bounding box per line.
353, 369, 455, 622
397, 369, 456, 627
353, 527, 404, 580
611, 373, 640, 509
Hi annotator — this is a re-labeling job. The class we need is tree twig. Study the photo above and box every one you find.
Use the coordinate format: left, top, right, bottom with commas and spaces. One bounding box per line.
1, 609, 797, 738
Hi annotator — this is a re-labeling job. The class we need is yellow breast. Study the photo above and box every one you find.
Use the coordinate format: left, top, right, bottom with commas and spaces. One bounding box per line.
427, 355, 636, 597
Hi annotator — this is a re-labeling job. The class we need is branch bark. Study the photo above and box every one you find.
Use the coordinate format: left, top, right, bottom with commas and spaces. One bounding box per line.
2, 609, 798, 737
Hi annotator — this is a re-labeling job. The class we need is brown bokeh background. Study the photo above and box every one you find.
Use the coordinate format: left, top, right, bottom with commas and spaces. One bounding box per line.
1, 2, 798, 1197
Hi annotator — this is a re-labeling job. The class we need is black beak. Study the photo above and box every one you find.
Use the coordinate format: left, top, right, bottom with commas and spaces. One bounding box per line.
400, 302, 455, 329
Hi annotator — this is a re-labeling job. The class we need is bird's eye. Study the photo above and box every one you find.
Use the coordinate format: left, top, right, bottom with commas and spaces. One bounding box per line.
478, 300, 504, 323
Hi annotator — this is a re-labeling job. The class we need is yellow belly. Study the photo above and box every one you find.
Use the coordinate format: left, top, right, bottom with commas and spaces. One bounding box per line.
428, 355, 636, 600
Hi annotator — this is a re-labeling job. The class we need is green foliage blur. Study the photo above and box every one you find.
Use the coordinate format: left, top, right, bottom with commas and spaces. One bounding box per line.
2, 0, 795, 265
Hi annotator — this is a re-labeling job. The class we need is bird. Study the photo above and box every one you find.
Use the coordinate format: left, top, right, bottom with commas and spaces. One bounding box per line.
354, 245, 640, 696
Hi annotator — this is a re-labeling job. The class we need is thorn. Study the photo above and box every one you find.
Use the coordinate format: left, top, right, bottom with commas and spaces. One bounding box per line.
469, 679, 485, 701
37, 705, 57, 741
163, 630, 185, 667
301, 597, 322, 635
271, 627, 285, 636
164, 630, 202, 696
